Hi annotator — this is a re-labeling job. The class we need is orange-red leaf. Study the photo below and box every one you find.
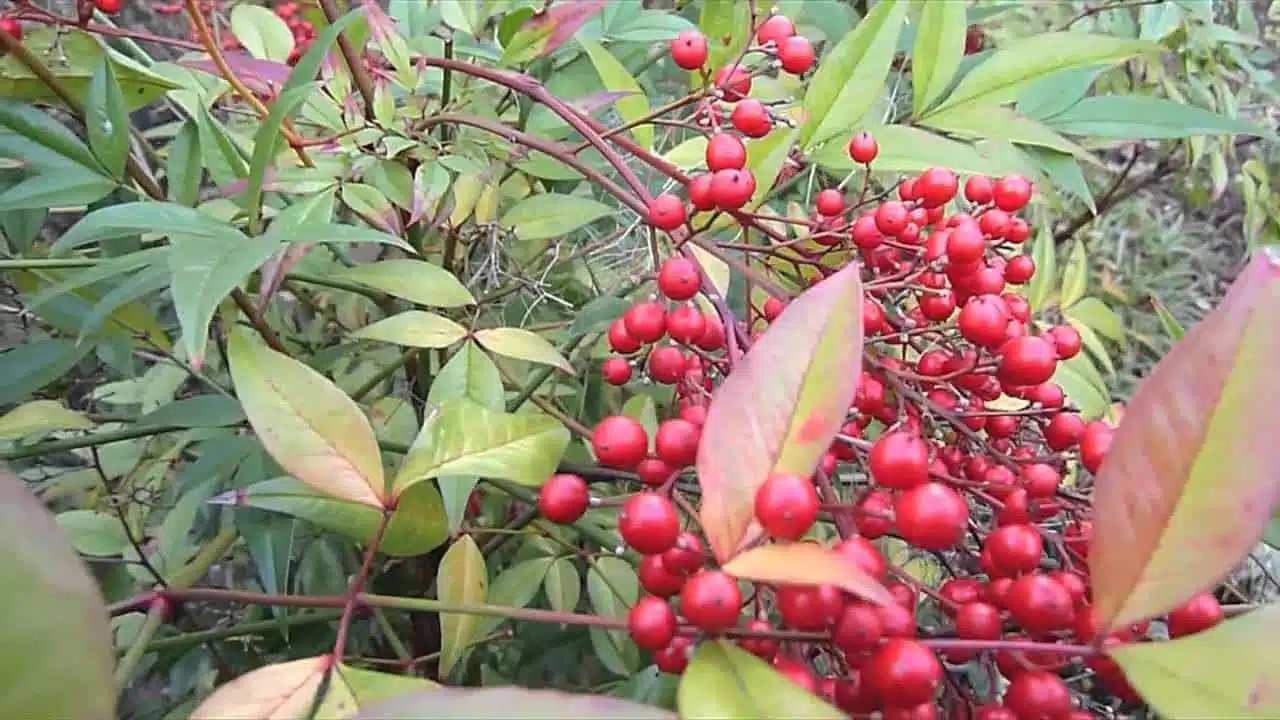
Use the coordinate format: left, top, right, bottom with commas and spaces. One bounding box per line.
722, 542, 894, 605
696, 263, 864, 563
1090, 249, 1280, 628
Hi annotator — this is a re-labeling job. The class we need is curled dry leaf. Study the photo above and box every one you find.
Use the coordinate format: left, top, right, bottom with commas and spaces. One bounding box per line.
696, 262, 864, 562
722, 541, 894, 606
1108, 604, 1280, 718
1090, 249, 1280, 628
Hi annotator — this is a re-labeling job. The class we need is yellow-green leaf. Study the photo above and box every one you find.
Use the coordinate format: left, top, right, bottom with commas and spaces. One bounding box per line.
1065, 314, 1117, 377
586, 556, 640, 677
473, 327, 574, 374
920, 104, 1098, 162
1054, 353, 1109, 420
696, 263, 864, 562
227, 328, 386, 507
1026, 227, 1058, 311
812, 123, 1018, 177
437, 536, 487, 679
1066, 296, 1126, 345
351, 311, 469, 349
229, 4, 294, 62
449, 172, 485, 226
500, 193, 613, 241
689, 244, 729, 298
336, 260, 476, 308
911, 0, 966, 114
1090, 250, 1280, 628
1109, 605, 1280, 718
677, 641, 844, 719
722, 542, 893, 605
391, 399, 570, 495
579, 38, 652, 151
664, 136, 708, 171
0, 400, 93, 439
1059, 239, 1088, 307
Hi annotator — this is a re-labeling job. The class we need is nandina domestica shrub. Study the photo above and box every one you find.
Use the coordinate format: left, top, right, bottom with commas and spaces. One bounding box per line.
0, 1, 1278, 719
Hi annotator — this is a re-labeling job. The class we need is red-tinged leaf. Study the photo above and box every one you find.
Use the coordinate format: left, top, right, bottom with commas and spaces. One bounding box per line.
256, 243, 314, 311
1090, 248, 1280, 628
1108, 604, 1280, 717
722, 542, 894, 606
696, 263, 864, 563
352, 686, 676, 719
527, 0, 607, 57
180, 54, 291, 93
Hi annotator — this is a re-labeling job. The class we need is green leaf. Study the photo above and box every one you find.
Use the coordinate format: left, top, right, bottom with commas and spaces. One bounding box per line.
245, 83, 318, 230
1022, 146, 1096, 213
354, 686, 675, 719
544, 557, 581, 613
234, 508, 294, 623
663, 136, 708, 171
473, 556, 554, 638
1059, 239, 1088, 308
1026, 227, 1058, 311
166, 120, 202, 206
1016, 65, 1106, 120
697, 263, 864, 562
921, 104, 1095, 160
1150, 295, 1186, 340
799, 0, 907, 149
621, 394, 659, 448
85, 57, 129, 178
169, 233, 281, 366
500, 193, 613, 241
0, 28, 181, 111
391, 399, 570, 494
1065, 296, 1125, 345
213, 476, 447, 557
578, 38, 652, 151
474, 327, 574, 373
911, 0, 966, 114
697, 0, 751, 75
282, 8, 365, 95
0, 169, 117, 212
230, 3, 295, 62
428, 341, 505, 532
336, 259, 475, 308
1089, 250, 1280, 628
54, 509, 129, 556
0, 98, 104, 171
351, 311, 470, 349
437, 535, 487, 679
227, 327, 387, 507
52, 201, 243, 255
587, 556, 640, 677
136, 395, 247, 429
678, 641, 843, 718
925, 33, 1159, 118
1045, 95, 1279, 140
0, 468, 115, 719
0, 338, 94, 405
0, 400, 94, 439
1109, 605, 1280, 717
812, 124, 1016, 176
1065, 314, 1117, 377
745, 127, 799, 210
567, 296, 629, 336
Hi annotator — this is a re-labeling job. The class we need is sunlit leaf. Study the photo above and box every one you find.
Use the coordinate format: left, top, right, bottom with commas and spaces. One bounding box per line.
579, 38, 651, 151
351, 311, 470, 349
696, 263, 864, 562
812, 124, 1017, 176
677, 641, 843, 719
474, 327, 574, 373
722, 542, 893, 605
227, 328, 386, 507
911, 0, 966, 114
230, 4, 294, 62
336, 260, 476, 308
437, 535, 487, 679
1066, 296, 1126, 345
1059, 239, 1088, 308
354, 686, 675, 719
0, 400, 93, 439
921, 104, 1095, 160
1046, 95, 1279, 140
1090, 249, 1280, 628
169, 233, 281, 366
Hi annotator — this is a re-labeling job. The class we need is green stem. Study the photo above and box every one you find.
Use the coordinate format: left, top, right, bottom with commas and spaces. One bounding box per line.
352, 348, 419, 402
114, 602, 167, 691
371, 608, 413, 662
168, 527, 240, 589
0, 424, 192, 461
114, 609, 343, 656
0, 257, 102, 269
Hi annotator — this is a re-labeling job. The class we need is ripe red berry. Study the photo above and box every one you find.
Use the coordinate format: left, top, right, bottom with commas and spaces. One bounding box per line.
647, 193, 687, 231
964, 175, 993, 204
894, 482, 968, 550
1048, 325, 1082, 359
661, 531, 704, 576
1005, 254, 1036, 284
696, 312, 726, 351
639, 554, 685, 597
915, 167, 958, 209
619, 492, 680, 554
687, 173, 715, 211
1044, 412, 1085, 450
835, 535, 888, 579
958, 294, 1011, 348
654, 635, 693, 673
848, 131, 878, 164
851, 214, 882, 248
814, 188, 844, 217
1021, 463, 1061, 498
628, 595, 678, 650
875, 201, 909, 235
777, 584, 836, 630
637, 456, 675, 487
946, 222, 986, 265
738, 618, 779, 659
592, 415, 649, 469
657, 257, 700, 301
1167, 591, 1224, 638
854, 488, 893, 538
833, 602, 883, 654
772, 655, 819, 693
601, 356, 632, 385
654, 418, 700, 467
1003, 670, 1074, 719
754, 472, 819, 540
670, 30, 709, 70
869, 431, 931, 489
997, 335, 1058, 386
777, 35, 815, 74
714, 65, 752, 101
985, 524, 1043, 575
647, 345, 687, 384
706, 132, 747, 171
94, 0, 121, 13
866, 639, 943, 708
710, 168, 756, 209
608, 318, 642, 354
623, 301, 667, 344
680, 569, 742, 631
538, 473, 590, 524
1080, 421, 1113, 474
665, 304, 707, 345
1006, 572, 1076, 633
755, 14, 796, 45
730, 99, 773, 138
993, 174, 1033, 211
1007, 217, 1032, 243
978, 208, 1011, 238
955, 601, 1002, 640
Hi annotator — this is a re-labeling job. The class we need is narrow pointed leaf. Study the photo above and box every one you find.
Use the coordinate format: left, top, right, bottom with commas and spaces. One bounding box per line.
169, 233, 281, 365
696, 263, 864, 562
921, 104, 1096, 161
227, 328, 386, 507
1045, 95, 1279, 140
0, 400, 93, 439
351, 311, 469, 349
391, 399, 570, 495
85, 58, 129, 178
51, 201, 243, 255
677, 641, 844, 719
1090, 249, 1280, 628
336, 260, 475, 307
474, 327, 574, 373
1059, 239, 1089, 308
911, 0, 966, 114
437, 535, 487, 679
722, 542, 894, 606
354, 686, 676, 719
579, 38, 651, 151
500, 194, 613, 241
1151, 295, 1187, 340
1108, 604, 1280, 717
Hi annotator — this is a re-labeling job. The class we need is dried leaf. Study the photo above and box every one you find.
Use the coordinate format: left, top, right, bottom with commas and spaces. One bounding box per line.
722, 542, 894, 606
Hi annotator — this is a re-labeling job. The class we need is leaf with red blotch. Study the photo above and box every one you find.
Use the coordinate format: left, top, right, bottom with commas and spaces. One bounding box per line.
1108, 604, 1280, 717
1090, 248, 1280, 629
529, 0, 608, 57
696, 262, 864, 563
722, 542, 893, 606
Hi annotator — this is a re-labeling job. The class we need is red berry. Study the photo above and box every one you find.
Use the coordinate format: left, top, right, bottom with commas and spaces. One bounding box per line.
1167, 592, 1224, 638
1005, 254, 1036, 284
851, 214, 882, 248
835, 535, 888, 579
754, 472, 819, 540
947, 222, 986, 265
592, 415, 649, 469
710, 168, 756, 209
833, 602, 883, 654
955, 601, 1002, 640
777, 35, 815, 74
654, 418, 700, 467
601, 356, 632, 385
979, 208, 1011, 238
915, 168, 958, 209
696, 312, 726, 350
776, 584, 832, 630
1007, 217, 1032, 243
869, 431, 931, 489
95, 0, 121, 13
639, 554, 685, 597
623, 301, 667, 344
997, 336, 1058, 386
628, 595, 678, 650
657, 257, 701, 301
608, 318, 642, 353
848, 131, 878, 164
730, 98, 773, 138
670, 30, 708, 70
1080, 421, 1113, 474
538, 473, 590, 524
1045, 412, 1086, 451
1006, 573, 1075, 633
706, 132, 747, 171
687, 173, 715, 211
714, 65, 752, 101
965, 175, 993, 204
958, 294, 1011, 348
772, 655, 819, 693
865, 639, 943, 708
680, 569, 741, 631
755, 14, 796, 45
654, 635, 693, 673
619, 492, 680, 554
1048, 325, 1082, 359
1003, 670, 1074, 719
815, 188, 844, 217
661, 531, 704, 576
647, 193, 687, 231
854, 488, 893, 538
1021, 463, 1060, 499
985, 524, 1044, 575
875, 201, 909, 235
894, 482, 968, 550
738, 618, 778, 659
665, 304, 707, 345
993, 175, 1033, 211
637, 456, 675, 487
